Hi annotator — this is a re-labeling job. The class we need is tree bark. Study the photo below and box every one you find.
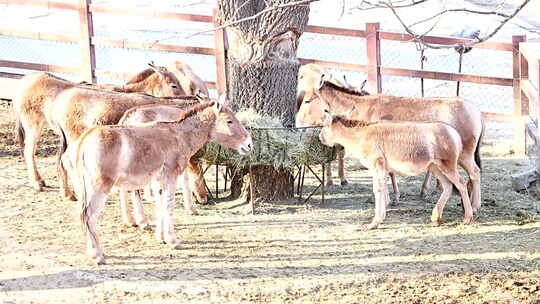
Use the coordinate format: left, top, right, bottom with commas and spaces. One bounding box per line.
217, 0, 309, 203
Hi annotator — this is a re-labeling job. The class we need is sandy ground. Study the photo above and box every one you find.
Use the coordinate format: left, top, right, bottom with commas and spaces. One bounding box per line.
0, 99, 539, 303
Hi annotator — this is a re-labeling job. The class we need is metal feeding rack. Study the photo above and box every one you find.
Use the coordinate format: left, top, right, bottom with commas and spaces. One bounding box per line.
201, 126, 337, 208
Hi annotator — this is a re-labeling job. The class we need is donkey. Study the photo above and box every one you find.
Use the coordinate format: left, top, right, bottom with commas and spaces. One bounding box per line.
51, 87, 204, 200
319, 113, 474, 229
13, 63, 182, 192
297, 64, 369, 186
117, 102, 210, 223
297, 76, 484, 212
62, 100, 252, 264
168, 60, 209, 97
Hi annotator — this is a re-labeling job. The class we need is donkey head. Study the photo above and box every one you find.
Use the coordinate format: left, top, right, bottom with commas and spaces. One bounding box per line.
318, 109, 338, 147
210, 95, 253, 155
147, 62, 184, 97
295, 72, 333, 128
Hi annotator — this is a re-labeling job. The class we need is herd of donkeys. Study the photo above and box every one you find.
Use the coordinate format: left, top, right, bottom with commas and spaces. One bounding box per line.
12, 61, 483, 264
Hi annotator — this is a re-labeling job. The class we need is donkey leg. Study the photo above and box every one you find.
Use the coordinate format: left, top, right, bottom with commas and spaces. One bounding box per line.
21, 118, 46, 191
131, 191, 150, 230
58, 152, 77, 201
428, 168, 453, 226
460, 157, 482, 213
82, 190, 108, 265
338, 155, 348, 186
366, 162, 387, 230
187, 156, 208, 204
119, 190, 136, 227
326, 162, 334, 186
180, 171, 197, 215
440, 169, 474, 224
389, 173, 400, 205
152, 181, 165, 243
161, 178, 181, 249
420, 171, 433, 198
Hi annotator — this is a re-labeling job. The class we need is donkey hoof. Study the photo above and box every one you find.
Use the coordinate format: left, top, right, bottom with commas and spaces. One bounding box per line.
94, 257, 106, 265
31, 182, 44, 192
63, 190, 77, 201
463, 217, 473, 225
124, 221, 137, 228
363, 223, 379, 230
38, 180, 46, 187
430, 219, 442, 227
340, 180, 349, 186
186, 209, 198, 216
167, 240, 181, 250
137, 222, 151, 231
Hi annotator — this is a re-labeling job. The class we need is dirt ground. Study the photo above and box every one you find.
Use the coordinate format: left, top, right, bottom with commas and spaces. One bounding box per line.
0, 99, 539, 304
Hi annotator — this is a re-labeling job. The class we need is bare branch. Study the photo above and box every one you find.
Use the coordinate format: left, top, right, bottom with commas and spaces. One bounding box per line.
185, 0, 319, 39
409, 8, 511, 28
351, 0, 431, 11
382, 0, 531, 50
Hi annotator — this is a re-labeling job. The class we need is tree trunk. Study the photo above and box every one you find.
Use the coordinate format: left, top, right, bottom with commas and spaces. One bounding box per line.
217, 0, 309, 203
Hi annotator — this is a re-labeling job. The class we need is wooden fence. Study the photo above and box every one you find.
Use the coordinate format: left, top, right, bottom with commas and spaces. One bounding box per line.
0, 0, 529, 152
517, 42, 540, 161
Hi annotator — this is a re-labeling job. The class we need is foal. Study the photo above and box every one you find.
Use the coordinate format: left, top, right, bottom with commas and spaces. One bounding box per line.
117, 101, 210, 223
63, 100, 252, 264
319, 113, 474, 229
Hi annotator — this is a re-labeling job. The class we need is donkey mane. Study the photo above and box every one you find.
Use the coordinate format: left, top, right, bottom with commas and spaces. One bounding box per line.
173, 101, 216, 124
332, 116, 374, 128
126, 69, 156, 84
322, 80, 370, 96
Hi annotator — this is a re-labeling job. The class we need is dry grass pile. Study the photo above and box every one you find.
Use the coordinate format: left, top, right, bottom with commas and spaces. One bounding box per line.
202, 109, 336, 168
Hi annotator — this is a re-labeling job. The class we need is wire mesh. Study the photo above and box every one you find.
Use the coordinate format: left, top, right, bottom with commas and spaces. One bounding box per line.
298, 32, 367, 65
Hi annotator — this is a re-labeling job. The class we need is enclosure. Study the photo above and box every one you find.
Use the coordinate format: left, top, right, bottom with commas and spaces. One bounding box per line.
0, 1, 539, 303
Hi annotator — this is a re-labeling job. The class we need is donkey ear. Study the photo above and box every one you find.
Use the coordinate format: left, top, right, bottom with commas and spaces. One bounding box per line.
318, 73, 326, 90
360, 79, 367, 90
215, 94, 227, 111
148, 61, 165, 77
323, 108, 333, 123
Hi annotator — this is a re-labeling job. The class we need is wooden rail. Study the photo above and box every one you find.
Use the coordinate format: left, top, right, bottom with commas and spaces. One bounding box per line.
0, 0, 526, 151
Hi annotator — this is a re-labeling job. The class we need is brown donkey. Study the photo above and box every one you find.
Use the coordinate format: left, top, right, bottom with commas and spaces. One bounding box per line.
62, 100, 252, 264
51, 88, 204, 200
13, 63, 182, 192
297, 77, 484, 212
296, 64, 369, 186
319, 113, 474, 229
168, 60, 209, 97
117, 102, 210, 224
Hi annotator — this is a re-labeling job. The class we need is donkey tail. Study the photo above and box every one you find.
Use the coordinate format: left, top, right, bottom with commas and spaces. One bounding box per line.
14, 115, 25, 158
78, 149, 96, 246
474, 120, 485, 172
57, 127, 68, 174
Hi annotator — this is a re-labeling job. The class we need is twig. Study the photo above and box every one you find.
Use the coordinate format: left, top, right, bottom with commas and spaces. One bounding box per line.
382, 0, 531, 50
185, 0, 318, 39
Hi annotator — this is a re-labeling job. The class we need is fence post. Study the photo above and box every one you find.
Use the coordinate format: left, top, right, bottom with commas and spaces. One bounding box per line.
78, 0, 96, 83
512, 35, 527, 155
213, 9, 228, 96
366, 23, 381, 94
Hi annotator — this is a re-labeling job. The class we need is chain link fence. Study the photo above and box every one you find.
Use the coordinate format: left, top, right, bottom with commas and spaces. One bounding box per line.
298, 29, 516, 152
0, 5, 519, 151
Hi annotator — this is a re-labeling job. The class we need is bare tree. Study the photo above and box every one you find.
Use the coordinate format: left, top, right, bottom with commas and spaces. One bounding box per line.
217, 0, 310, 202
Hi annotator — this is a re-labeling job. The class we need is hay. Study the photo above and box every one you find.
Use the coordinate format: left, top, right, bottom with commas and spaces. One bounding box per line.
202, 109, 336, 168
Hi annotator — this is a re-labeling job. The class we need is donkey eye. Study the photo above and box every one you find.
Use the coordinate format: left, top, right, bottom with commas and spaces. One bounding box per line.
305, 100, 311, 104
171, 85, 178, 89
227, 120, 233, 124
